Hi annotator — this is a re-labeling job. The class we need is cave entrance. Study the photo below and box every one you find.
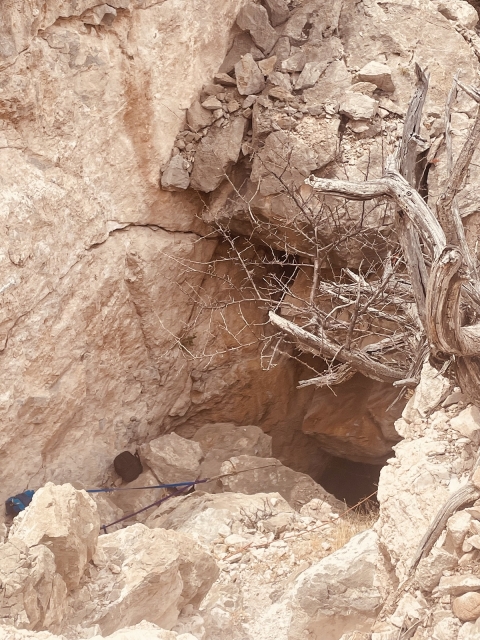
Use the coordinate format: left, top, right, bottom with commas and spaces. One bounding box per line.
318, 456, 384, 508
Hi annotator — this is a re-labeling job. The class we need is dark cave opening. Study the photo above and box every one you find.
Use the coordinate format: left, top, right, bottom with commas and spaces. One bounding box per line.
318, 456, 384, 507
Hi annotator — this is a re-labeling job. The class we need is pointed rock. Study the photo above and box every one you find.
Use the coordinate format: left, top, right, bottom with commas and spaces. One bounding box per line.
235, 54, 265, 95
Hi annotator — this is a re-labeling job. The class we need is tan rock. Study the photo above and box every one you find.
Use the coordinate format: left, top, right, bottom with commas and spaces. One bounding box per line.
447, 510, 473, 549
161, 156, 191, 192
145, 491, 294, 547
219, 32, 264, 75
416, 548, 457, 591
453, 592, 480, 622
271, 531, 383, 640
435, 575, 480, 597
236, 3, 279, 54
11, 483, 100, 591
213, 73, 237, 86
258, 56, 277, 76
219, 455, 343, 511
357, 61, 395, 93
201, 96, 223, 110
451, 406, 480, 444
140, 433, 203, 483
66, 524, 218, 635
190, 115, 248, 191
235, 54, 266, 96
295, 61, 328, 90
186, 100, 214, 131
108, 470, 167, 525
0, 538, 67, 631
339, 93, 378, 120
432, 0, 479, 29
281, 50, 306, 73
264, 0, 290, 27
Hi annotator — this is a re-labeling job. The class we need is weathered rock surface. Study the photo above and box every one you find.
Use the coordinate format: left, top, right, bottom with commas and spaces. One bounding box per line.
66, 524, 218, 636
139, 433, 203, 484
219, 455, 344, 512
11, 484, 99, 590
192, 423, 272, 490
0, 539, 67, 632
258, 530, 384, 640
145, 491, 295, 546
190, 116, 248, 191
235, 54, 266, 96
108, 470, 166, 525
236, 3, 279, 54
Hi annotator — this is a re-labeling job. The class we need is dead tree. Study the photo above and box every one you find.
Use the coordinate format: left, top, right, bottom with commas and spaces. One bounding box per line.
301, 65, 480, 406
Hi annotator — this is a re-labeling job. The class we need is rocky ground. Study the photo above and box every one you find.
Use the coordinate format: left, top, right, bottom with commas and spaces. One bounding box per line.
4, 362, 480, 639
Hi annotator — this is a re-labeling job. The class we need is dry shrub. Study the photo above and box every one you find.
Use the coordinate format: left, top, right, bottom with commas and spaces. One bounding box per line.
330, 503, 379, 553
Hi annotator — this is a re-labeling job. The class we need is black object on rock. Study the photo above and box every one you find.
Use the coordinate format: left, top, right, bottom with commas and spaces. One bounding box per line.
114, 451, 143, 482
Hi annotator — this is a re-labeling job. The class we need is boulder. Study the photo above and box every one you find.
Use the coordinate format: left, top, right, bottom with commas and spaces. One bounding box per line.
66, 524, 218, 636
193, 423, 272, 489
357, 61, 395, 93
236, 3, 279, 54
186, 100, 214, 132
190, 116, 248, 192
11, 484, 100, 591
453, 592, 480, 622
447, 510, 472, 549
0, 539, 67, 631
415, 548, 457, 591
219, 32, 264, 74
281, 50, 306, 73
339, 93, 378, 120
145, 491, 294, 547
434, 575, 480, 596
450, 405, 480, 444
235, 54, 266, 96
251, 130, 318, 196
213, 73, 237, 86
161, 156, 190, 192
107, 470, 167, 525
201, 96, 222, 110
432, 0, 479, 29
263, 0, 290, 27
402, 362, 452, 421
274, 531, 383, 640
139, 433, 203, 484
219, 455, 343, 512
258, 56, 277, 76
295, 61, 328, 90
81, 4, 117, 27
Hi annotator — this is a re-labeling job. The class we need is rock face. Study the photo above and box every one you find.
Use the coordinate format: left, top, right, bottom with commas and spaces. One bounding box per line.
6, 0, 479, 503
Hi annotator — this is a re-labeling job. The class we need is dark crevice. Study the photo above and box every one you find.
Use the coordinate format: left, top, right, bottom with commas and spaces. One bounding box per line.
317, 456, 383, 507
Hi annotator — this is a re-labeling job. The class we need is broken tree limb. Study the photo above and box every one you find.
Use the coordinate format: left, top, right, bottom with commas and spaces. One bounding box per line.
306, 169, 446, 258
269, 311, 406, 383
426, 246, 480, 356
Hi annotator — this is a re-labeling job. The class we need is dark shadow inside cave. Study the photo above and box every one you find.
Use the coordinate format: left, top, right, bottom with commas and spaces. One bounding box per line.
318, 456, 385, 507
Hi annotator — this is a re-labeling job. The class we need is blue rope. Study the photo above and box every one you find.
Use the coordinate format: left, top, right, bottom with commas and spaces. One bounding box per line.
86, 480, 206, 494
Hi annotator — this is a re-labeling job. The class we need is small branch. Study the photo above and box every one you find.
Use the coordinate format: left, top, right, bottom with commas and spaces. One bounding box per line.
269, 311, 406, 383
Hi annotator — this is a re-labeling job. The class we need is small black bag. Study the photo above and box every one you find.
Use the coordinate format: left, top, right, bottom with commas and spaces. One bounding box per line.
114, 451, 143, 482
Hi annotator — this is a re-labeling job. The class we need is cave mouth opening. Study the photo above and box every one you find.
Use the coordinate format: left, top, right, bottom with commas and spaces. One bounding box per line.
317, 455, 384, 509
